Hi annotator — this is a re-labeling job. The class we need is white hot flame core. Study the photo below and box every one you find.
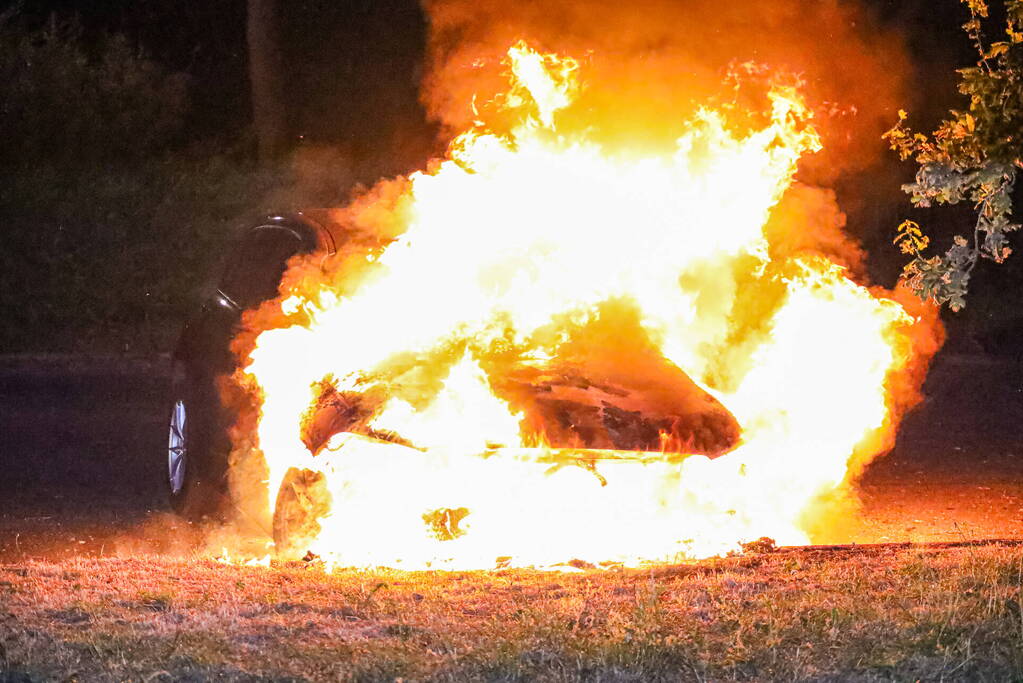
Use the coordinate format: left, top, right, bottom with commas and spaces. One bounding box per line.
240, 44, 924, 569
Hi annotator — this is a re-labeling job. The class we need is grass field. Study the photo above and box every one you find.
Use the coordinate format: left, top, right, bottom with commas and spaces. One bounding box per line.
2, 543, 1022, 681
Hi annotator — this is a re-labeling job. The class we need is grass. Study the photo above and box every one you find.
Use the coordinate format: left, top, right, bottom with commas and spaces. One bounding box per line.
2, 544, 1022, 681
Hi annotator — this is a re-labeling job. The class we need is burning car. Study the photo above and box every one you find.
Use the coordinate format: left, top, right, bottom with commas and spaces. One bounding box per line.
167, 210, 742, 522
167, 42, 938, 570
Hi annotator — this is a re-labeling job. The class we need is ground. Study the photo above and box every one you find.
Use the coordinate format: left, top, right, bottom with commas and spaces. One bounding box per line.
0, 351, 1021, 680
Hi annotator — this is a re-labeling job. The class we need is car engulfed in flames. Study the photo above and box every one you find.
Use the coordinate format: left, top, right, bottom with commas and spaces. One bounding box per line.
174, 42, 943, 570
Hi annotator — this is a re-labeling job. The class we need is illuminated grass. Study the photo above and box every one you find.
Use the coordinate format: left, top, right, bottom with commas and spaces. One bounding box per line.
2, 544, 1022, 681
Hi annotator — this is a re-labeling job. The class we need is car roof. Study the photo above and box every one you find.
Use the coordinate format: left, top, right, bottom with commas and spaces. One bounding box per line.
250, 212, 332, 254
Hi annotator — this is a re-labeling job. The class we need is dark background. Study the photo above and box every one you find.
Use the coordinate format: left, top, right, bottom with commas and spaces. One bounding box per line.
8, 0, 437, 172
1, 0, 1020, 355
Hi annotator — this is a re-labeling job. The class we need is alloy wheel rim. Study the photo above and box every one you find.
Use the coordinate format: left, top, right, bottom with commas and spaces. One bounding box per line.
168, 399, 187, 495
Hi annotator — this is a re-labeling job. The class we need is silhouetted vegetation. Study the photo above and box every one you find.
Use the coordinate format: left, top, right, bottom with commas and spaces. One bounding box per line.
3, 0, 1022, 354
888, 0, 1023, 310
0, 8, 432, 353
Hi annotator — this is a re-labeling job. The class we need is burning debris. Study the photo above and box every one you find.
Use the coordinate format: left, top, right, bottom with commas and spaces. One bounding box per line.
298, 303, 742, 458
225, 36, 941, 570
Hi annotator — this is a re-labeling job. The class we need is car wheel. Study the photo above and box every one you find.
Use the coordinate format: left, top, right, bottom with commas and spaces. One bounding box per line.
167, 362, 230, 520
167, 396, 189, 499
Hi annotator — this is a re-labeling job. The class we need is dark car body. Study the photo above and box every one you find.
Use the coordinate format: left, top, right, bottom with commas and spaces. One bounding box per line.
167, 211, 347, 517
165, 210, 742, 522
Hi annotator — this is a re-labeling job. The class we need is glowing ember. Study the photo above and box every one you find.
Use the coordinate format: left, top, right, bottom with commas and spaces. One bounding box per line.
232, 43, 938, 569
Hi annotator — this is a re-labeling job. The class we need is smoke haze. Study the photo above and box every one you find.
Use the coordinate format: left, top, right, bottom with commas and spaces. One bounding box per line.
420, 0, 910, 182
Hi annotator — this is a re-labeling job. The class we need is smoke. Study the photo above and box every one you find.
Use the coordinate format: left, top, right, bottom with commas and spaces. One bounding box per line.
215, 0, 946, 558
415, 0, 941, 532
420, 0, 910, 183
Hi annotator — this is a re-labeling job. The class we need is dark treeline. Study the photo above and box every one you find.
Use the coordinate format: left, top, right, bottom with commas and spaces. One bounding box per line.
0, 0, 437, 354
7, 0, 435, 162
3, 0, 982, 167
6, 0, 975, 152
1, 0, 1019, 354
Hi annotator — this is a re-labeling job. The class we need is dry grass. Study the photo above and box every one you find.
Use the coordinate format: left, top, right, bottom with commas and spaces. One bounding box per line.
1, 544, 1022, 681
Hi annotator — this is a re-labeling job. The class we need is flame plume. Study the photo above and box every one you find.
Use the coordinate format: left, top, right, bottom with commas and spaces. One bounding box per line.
232, 43, 940, 569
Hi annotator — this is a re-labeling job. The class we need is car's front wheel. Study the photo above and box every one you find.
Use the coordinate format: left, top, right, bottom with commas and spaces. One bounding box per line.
166, 362, 230, 520
167, 396, 189, 500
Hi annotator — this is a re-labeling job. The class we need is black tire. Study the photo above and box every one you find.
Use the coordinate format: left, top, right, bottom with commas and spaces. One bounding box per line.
166, 361, 232, 520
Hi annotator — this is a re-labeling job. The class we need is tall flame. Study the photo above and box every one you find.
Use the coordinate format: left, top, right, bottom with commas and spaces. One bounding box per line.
234, 44, 938, 569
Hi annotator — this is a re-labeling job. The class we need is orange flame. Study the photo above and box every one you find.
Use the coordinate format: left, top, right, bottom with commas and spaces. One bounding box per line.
235, 43, 938, 569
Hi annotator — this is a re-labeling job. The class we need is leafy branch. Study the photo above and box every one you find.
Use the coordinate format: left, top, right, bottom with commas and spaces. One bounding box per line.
884, 0, 1023, 310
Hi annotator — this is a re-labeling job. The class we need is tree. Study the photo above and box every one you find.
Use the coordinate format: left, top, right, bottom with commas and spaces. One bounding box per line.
246, 0, 287, 162
885, 0, 1023, 310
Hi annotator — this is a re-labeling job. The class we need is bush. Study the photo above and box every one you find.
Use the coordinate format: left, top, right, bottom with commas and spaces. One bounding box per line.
0, 147, 370, 354
0, 15, 373, 354
0, 16, 257, 353
0, 14, 189, 167
0, 155, 277, 353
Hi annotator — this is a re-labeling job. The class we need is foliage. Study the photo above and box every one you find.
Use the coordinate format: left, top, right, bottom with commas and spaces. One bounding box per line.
0, 13, 189, 167
0, 142, 372, 353
0, 14, 365, 354
0, 155, 282, 353
885, 0, 1023, 310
